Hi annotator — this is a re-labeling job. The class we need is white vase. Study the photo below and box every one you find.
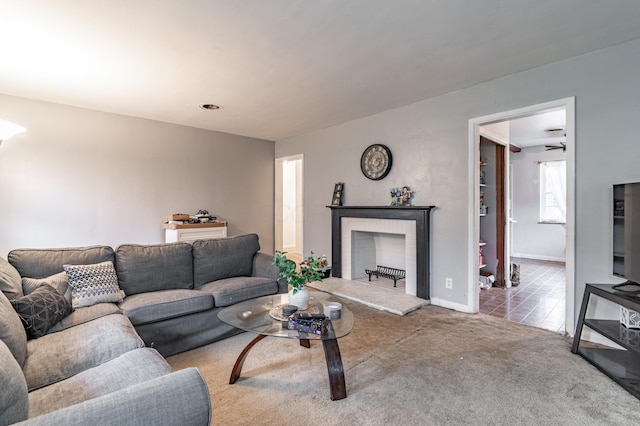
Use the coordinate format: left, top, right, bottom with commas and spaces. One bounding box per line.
288, 287, 310, 310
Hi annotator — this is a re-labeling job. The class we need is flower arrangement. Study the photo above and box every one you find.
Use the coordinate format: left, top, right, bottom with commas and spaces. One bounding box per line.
273, 251, 328, 294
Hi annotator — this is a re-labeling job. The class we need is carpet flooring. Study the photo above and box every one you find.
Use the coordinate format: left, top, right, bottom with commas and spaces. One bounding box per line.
167, 300, 640, 425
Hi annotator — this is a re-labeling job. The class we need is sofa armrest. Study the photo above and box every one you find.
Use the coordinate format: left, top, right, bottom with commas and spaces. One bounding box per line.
18, 368, 211, 426
252, 253, 288, 293
276, 276, 289, 293
252, 252, 279, 279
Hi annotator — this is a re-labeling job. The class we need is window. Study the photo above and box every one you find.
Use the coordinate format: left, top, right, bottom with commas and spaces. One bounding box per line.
539, 160, 566, 224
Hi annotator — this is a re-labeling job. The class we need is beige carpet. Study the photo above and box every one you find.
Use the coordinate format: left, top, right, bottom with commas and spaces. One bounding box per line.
167, 301, 640, 425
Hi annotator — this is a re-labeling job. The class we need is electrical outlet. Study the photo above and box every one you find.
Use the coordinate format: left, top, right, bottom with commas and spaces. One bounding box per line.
445, 277, 453, 289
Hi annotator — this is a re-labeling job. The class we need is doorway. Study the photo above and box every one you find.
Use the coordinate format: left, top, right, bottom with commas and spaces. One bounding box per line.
469, 98, 575, 335
275, 155, 303, 265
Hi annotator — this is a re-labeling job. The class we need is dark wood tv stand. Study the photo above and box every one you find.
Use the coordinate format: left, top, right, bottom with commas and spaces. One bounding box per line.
571, 283, 640, 399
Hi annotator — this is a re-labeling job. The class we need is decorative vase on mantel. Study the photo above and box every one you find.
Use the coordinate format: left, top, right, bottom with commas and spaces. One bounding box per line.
288, 287, 310, 310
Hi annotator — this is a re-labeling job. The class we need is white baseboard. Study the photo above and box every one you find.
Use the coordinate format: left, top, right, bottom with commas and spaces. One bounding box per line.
430, 297, 475, 313
511, 253, 565, 263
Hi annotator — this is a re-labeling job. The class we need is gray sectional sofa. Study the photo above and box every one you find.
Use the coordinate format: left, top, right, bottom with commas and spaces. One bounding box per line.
0, 233, 285, 425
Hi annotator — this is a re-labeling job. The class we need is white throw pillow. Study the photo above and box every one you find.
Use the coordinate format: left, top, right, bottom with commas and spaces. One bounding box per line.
63, 261, 124, 308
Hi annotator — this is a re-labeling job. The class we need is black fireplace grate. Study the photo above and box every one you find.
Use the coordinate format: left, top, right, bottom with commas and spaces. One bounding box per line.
364, 265, 406, 287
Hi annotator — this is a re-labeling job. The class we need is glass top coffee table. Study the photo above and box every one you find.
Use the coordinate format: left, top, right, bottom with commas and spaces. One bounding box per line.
218, 291, 354, 400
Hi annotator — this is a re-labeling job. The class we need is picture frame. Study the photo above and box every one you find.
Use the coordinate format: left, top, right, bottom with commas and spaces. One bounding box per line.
331, 182, 344, 206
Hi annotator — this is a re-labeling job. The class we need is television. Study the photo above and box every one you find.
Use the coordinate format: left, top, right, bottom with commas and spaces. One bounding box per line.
613, 182, 640, 284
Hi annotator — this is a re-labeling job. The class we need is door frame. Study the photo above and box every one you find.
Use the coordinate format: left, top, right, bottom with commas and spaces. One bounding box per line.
468, 97, 576, 335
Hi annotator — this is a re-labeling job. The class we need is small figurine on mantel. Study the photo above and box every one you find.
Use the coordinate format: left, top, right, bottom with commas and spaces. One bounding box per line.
401, 186, 413, 206
390, 186, 413, 206
389, 188, 399, 206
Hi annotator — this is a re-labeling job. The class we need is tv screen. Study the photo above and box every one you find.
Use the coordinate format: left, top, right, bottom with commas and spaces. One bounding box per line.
613, 182, 640, 284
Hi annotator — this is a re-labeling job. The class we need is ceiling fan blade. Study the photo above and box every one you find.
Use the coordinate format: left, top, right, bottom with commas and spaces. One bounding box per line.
545, 142, 566, 152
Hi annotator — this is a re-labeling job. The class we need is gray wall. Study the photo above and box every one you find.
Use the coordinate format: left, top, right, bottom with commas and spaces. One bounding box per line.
511, 146, 566, 261
0, 94, 275, 257
276, 37, 640, 319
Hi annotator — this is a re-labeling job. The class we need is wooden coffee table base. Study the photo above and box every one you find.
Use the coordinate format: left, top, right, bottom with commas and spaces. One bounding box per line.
229, 334, 347, 401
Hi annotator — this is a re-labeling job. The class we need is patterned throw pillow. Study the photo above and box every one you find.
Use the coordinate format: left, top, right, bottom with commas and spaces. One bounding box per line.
63, 261, 125, 308
22, 272, 72, 304
11, 284, 73, 339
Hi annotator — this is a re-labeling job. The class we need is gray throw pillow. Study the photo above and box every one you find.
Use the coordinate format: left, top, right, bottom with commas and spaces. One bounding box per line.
22, 271, 72, 304
64, 261, 125, 308
10, 284, 73, 339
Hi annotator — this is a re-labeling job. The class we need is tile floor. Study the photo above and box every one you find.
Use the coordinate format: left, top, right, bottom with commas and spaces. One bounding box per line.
479, 257, 566, 334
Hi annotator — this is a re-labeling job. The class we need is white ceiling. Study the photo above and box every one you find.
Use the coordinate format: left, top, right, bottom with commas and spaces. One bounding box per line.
509, 109, 567, 149
2, 1, 640, 141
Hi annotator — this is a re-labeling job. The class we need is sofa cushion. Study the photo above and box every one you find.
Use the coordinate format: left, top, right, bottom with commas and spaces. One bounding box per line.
0, 291, 27, 367
64, 261, 124, 308
0, 256, 23, 300
0, 340, 28, 425
11, 284, 73, 339
8, 245, 115, 279
23, 271, 72, 304
115, 243, 193, 296
192, 234, 260, 287
119, 289, 214, 326
48, 303, 120, 333
198, 276, 278, 307
23, 313, 144, 391
28, 347, 173, 418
